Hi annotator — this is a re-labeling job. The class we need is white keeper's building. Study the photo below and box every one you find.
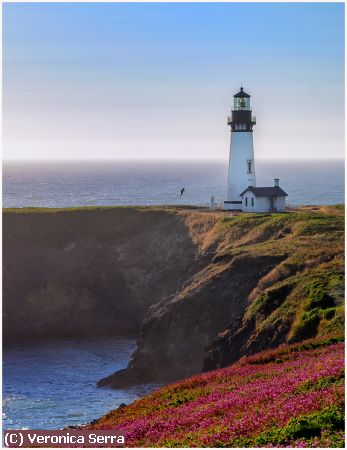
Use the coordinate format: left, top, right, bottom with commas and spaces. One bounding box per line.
224, 86, 288, 213
240, 179, 288, 213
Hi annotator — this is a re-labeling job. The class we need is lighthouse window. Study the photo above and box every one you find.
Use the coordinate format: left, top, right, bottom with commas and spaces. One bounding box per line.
234, 97, 250, 110
247, 161, 252, 173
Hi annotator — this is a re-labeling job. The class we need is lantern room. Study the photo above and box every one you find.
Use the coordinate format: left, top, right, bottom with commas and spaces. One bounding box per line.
233, 87, 251, 110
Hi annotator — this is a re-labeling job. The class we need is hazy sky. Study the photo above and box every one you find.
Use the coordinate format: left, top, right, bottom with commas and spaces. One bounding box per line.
3, 2, 345, 160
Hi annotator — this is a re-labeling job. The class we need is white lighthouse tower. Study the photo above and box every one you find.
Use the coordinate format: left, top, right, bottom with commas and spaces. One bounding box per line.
224, 87, 256, 210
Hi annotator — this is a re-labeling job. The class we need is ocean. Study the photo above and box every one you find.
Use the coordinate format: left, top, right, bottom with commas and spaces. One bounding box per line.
3, 337, 157, 430
2, 159, 345, 208
2, 158, 344, 430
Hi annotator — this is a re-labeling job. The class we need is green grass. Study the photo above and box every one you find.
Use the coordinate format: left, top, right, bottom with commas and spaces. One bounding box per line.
2, 205, 214, 215
2, 206, 140, 214
288, 271, 344, 341
245, 405, 345, 447
298, 216, 344, 236
3, 206, 147, 215
245, 336, 345, 365
295, 372, 344, 394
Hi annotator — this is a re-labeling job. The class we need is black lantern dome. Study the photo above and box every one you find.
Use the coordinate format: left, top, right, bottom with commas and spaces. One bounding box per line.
233, 86, 251, 98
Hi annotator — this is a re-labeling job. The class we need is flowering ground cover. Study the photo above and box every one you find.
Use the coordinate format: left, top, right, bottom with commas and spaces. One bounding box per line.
89, 335, 344, 447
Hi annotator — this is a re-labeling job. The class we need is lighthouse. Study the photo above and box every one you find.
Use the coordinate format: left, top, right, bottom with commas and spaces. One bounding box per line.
224, 87, 256, 210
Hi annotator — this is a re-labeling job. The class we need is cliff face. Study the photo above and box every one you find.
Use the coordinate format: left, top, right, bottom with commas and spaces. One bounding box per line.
3, 207, 218, 341
98, 253, 285, 387
99, 206, 344, 387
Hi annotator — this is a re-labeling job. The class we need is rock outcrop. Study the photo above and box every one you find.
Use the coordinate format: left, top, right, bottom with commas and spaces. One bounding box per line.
98, 253, 286, 387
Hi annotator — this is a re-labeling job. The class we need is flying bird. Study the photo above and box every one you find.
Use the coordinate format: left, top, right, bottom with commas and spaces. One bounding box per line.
180, 187, 185, 197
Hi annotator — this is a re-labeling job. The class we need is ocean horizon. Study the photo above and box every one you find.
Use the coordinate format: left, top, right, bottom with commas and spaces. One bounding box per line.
3, 159, 345, 209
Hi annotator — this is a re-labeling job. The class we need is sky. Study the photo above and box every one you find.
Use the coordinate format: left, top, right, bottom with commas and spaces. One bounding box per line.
2, 2, 345, 161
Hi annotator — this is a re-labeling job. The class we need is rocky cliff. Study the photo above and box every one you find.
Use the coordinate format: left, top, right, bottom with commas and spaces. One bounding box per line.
99, 206, 344, 387
3, 207, 218, 341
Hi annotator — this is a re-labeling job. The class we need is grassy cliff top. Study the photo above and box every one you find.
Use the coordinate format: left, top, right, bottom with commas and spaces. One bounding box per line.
2, 204, 217, 214
3, 204, 344, 213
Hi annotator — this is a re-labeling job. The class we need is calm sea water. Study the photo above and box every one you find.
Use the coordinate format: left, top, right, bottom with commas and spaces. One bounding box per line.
2, 159, 345, 208
3, 337, 158, 430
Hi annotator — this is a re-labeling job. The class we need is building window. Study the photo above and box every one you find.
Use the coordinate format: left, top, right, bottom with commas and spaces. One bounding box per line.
247, 160, 252, 174
245, 197, 248, 206
251, 197, 254, 207
243, 124, 246, 130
